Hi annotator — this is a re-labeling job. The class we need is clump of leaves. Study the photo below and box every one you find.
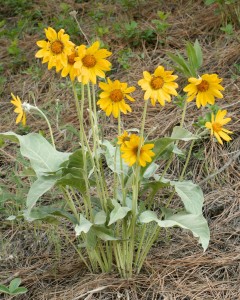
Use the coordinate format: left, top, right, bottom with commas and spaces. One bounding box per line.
0, 278, 28, 296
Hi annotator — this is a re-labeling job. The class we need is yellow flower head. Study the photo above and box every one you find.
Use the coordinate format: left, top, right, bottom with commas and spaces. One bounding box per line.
205, 110, 233, 145
10, 93, 26, 126
35, 27, 74, 71
117, 131, 131, 148
183, 74, 224, 108
74, 41, 112, 85
97, 78, 135, 118
138, 66, 178, 106
60, 46, 80, 81
121, 134, 155, 167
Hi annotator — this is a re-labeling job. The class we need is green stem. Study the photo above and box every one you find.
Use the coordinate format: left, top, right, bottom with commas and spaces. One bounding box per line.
136, 226, 160, 274
62, 187, 79, 222
72, 82, 92, 219
33, 107, 55, 148
160, 100, 188, 181
87, 83, 108, 211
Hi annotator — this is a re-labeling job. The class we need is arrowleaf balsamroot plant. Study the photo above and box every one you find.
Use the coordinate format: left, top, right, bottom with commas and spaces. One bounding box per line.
1, 26, 234, 279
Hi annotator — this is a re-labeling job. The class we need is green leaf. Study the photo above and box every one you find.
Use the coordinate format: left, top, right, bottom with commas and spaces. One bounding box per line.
10, 287, 28, 295
141, 180, 169, 199
139, 210, 210, 251
9, 278, 21, 293
0, 132, 70, 176
141, 138, 173, 178
171, 181, 204, 214
102, 140, 129, 175
94, 210, 106, 225
194, 40, 203, 68
143, 162, 159, 179
26, 175, 58, 211
0, 133, 71, 212
0, 285, 10, 294
171, 126, 199, 141
167, 52, 191, 76
75, 215, 92, 236
23, 206, 77, 224
108, 200, 131, 225
57, 168, 88, 195
93, 226, 118, 241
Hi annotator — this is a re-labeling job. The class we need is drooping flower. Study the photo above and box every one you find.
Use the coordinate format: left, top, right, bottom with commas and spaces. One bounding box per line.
138, 66, 178, 106
205, 110, 233, 145
97, 78, 135, 118
10, 93, 26, 126
120, 134, 155, 167
35, 27, 74, 70
60, 47, 80, 81
74, 41, 112, 85
183, 74, 224, 108
117, 131, 130, 148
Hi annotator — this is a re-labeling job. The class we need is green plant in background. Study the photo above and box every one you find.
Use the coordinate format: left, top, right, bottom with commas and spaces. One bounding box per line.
205, 0, 240, 27
117, 48, 135, 70
1, 25, 234, 279
0, 278, 28, 296
151, 10, 170, 34
168, 40, 203, 78
220, 23, 234, 34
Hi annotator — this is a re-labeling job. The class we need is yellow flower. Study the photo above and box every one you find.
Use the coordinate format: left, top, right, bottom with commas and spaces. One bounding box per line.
205, 110, 233, 145
138, 66, 178, 106
10, 93, 26, 126
121, 134, 155, 167
35, 27, 74, 70
183, 74, 224, 108
74, 41, 112, 85
97, 78, 135, 118
60, 47, 80, 81
117, 131, 130, 148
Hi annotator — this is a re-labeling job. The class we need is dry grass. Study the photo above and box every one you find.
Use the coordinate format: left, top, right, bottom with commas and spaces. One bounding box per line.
0, 0, 240, 299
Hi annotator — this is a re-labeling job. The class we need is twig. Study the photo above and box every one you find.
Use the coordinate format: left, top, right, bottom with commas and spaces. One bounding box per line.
199, 149, 240, 185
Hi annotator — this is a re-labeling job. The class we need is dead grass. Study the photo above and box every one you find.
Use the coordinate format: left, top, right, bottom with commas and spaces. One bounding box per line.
0, 0, 240, 299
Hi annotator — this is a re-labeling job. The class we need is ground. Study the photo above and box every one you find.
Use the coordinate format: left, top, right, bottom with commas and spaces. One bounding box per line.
0, 0, 239, 299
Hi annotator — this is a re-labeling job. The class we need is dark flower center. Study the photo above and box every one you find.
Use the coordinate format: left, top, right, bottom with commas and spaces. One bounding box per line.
51, 40, 64, 54
197, 80, 209, 92
150, 76, 164, 90
110, 89, 123, 102
82, 55, 97, 68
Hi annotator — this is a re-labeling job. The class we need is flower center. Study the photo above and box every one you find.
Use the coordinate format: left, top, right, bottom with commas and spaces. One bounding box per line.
150, 76, 164, 90
110, 89, 123, 102
82, 55, 97, 68
68, 52, 76, 65
51, 40, 64, 54
197, 80, 209, 92
212, 122, 222, 133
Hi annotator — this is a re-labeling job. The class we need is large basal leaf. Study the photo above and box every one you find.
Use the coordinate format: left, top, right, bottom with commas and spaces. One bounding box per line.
1, 132, 71, 212
26, 175, 58, 211
171, 181, 204, 215
23, 205, 77, 224
0, 132, 70, 175
139, 210, 210, 251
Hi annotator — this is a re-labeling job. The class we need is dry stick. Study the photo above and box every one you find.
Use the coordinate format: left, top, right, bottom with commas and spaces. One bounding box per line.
198, 149, 240, 185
